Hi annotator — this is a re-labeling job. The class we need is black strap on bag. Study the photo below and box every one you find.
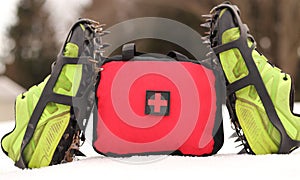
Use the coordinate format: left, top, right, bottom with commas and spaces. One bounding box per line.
122, 43, 136, 60
122, 42, 189, 62
167, 51, 189, 61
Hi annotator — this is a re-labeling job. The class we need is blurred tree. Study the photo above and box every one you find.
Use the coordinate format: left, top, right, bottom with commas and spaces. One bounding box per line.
276, 0, 300, 81
81, 0, 213, 58
4, 0, 58, 89
82, 0, 300, 100
4, 0, 300, 100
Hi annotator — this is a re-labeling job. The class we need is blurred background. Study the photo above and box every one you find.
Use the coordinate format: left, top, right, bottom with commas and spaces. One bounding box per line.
0, 0, 300, 121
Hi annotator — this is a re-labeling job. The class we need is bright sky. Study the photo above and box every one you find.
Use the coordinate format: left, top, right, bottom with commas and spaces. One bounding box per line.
0, 0, 20, 73
0, 0, 20, 36
0, 0, 91, 74
43, 0, 92, 43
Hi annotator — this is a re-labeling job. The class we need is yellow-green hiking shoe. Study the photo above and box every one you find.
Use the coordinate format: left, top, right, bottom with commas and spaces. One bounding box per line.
203, 2, 300, 154
1, 19, 107, 168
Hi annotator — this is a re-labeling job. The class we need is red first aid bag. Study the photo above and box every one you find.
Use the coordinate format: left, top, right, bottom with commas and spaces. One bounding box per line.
93, 43, 224, 156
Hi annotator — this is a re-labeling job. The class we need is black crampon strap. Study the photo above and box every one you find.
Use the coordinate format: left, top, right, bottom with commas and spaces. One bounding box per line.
211, 4, 300, 153
15, 55, 94, 169
15, 19, 100, 168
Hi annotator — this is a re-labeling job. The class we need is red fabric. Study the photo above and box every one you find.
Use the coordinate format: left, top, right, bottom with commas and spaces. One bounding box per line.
94, 60, 216, 155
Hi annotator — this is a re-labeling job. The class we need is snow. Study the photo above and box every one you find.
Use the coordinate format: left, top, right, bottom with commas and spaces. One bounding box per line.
2, 153, 300, 180
1, 104, 300, 180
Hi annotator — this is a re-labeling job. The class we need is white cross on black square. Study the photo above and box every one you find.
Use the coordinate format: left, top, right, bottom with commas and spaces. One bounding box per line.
145, 90, 170, 116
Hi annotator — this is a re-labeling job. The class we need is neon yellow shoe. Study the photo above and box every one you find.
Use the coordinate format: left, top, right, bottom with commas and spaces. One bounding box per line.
1, 19, 106, 168
203, 2, 300, 154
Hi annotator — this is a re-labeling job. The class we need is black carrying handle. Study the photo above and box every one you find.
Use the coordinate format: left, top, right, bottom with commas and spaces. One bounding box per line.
122, 42, 188, 62
122, 43, 136, 60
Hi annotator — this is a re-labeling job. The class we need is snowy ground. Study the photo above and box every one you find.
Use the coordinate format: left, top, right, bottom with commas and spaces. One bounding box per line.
1, 104, 300, 180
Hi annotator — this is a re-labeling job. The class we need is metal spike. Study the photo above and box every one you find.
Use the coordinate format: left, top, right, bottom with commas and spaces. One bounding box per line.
100, 43, 110, 49
206, 51, 213, 57
234, 137, 242, 143
205, 18, 212, 22
229, 132, 238, 139
202, 14, 213, 18
238, 148, 247, 154
95, 49, 105, 54
95, 67, 103, 73
99, 30, 110, 36
200, 22, 211, 28
200, 58, 212, 64
235, 143, 244, 148
89, 59, 98, 64
204, 31, 211, 35
94, 24, 106, 29
201, 36, 209, 41
93, 24, 107, 33
74, 150, 85, 157
203, 39, 211, 44
212, 59, 221, 68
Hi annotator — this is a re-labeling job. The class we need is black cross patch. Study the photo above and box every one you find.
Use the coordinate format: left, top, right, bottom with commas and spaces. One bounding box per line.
145, 91, 170, 116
